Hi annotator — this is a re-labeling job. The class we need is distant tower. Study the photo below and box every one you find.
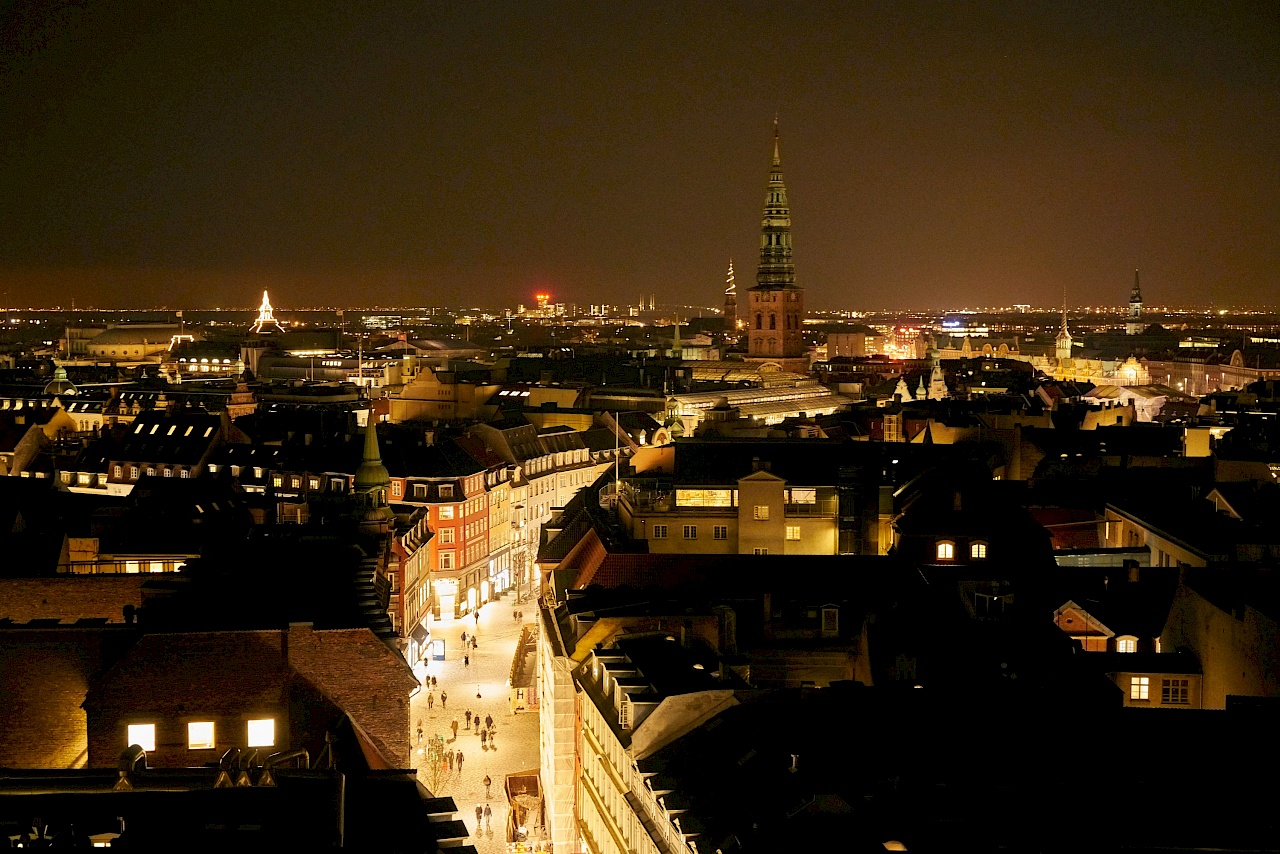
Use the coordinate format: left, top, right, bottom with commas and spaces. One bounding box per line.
748, 119, 805, 360
1127, 270, 1144, 335
250, 290, 285, 335
723, 260, 738, 333
354, 419, 394, 527
1055, 294, 1074, 361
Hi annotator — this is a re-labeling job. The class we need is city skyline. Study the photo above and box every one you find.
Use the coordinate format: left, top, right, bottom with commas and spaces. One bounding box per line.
0, 2, 1275, 311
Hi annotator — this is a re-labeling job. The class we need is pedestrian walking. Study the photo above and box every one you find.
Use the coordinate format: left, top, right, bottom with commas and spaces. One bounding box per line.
489, 728, 496, 750
451, 719, 459, 739
456, 750, 464, 772
480, 729, 487, 748
474, 611, 480, 625
416, 720, 423, 744
484, 803, 492, 830
447, 750, 454, 771
513, 609, 518, 621
441, 691, 447, 709
465, 710, 472, 728
485, 714, 493, 730
472, 637, 478, 649
431, 675, 438, 689
475, 805, 482, 825
483, 775, 492, 797
461, 630, 467, 644
427, 692, 434, 710
464, 653, 470, 668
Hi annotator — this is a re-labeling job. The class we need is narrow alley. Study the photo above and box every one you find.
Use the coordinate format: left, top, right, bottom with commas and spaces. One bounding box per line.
411, 599, 542, 853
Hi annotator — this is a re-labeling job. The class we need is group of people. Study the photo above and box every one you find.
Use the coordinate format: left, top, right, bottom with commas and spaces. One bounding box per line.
464, 709, 498, 749
440, 746, 465, 773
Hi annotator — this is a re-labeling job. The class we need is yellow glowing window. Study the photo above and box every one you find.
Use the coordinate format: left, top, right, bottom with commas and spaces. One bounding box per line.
1130, 676, 1149, 700
127, 723, 155, 752
936, 541, 955, 560
753, 505, 769, 521
1116, 636, 1137, 653
439, 506, 454, 520
970, 542, 988, 559
187, 721, 215, 749
786, 526, 801, 541
247, 718, 275, 747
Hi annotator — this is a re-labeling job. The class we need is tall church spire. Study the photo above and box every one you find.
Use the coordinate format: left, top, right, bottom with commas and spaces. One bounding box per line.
747, 119, 804, 361
1127, 269, 1144, 335
1056, 291, 1073, 361
723, 259, 738, 334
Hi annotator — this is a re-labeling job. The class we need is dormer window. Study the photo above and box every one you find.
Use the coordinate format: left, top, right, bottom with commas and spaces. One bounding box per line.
970, 542, 988, 559
936, 541, 956, 561
1116, 635, 1138, 653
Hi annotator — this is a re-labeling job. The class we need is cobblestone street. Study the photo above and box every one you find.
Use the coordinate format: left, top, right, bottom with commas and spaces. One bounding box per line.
411, 598, 541, 853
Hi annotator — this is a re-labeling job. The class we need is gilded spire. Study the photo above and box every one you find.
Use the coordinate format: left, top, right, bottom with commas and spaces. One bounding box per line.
725, 259, 736, 296
772, 115, 781, 166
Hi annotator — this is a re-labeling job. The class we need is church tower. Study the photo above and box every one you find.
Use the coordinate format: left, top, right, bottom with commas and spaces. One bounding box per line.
747, 120, 805, 361
723, 260, 738, 336
1126, 269, 1144, 336
1055, 296, 1074, 362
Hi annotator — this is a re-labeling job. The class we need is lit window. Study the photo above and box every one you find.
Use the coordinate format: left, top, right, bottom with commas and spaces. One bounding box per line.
786, 525, 801, 541
1116, 636, 1137, 653
439, 552, 454, 570
179, 469, 190, 478
253, 467, 263, 478
163, 468, 173, 477
970, 542, 987, 559
1161, 678, 1189, 705
272, 475, 283, 487
1130, 676, 1149, 701
936, 541, 955, 560
439, 506, 454, 520
113, 465, 122, 478
146, 467, 156, 477
127, 723, 156, 752
713, 525, 728, 540
247, 718, 275, 747
753, 505, 769, 521
683, 525, 697, 540
187, 721, 215, 750
309, 478, 320, 489
440, 528, 455, 544
130, 466, 139, 479
652, 525, 667, 539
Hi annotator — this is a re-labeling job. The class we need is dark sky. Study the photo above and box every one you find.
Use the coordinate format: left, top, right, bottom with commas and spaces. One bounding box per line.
0, 1, 1276, 310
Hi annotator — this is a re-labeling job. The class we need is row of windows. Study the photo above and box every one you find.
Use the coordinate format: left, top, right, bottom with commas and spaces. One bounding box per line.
127, 718, 275, 752
936, 541, 988, 560
1129, 677, 1190, 704
753, 313, 799, 331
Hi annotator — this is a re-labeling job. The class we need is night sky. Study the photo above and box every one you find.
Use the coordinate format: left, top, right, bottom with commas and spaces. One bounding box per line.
0, 1, 1275, 311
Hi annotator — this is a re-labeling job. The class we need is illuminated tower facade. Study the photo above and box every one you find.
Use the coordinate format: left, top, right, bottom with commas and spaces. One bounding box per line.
250, 290, 285, 335
723, 260, 738, 333
1127, 270, 1144, 336
747, 121, 805, 360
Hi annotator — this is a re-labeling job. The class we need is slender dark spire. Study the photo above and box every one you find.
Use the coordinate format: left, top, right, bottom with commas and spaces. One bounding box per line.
756, 120, 795, 291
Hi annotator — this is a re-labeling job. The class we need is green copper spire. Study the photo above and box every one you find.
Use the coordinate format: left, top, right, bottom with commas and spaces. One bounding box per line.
756, 119, 795, 291
354, 419, 390, 491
